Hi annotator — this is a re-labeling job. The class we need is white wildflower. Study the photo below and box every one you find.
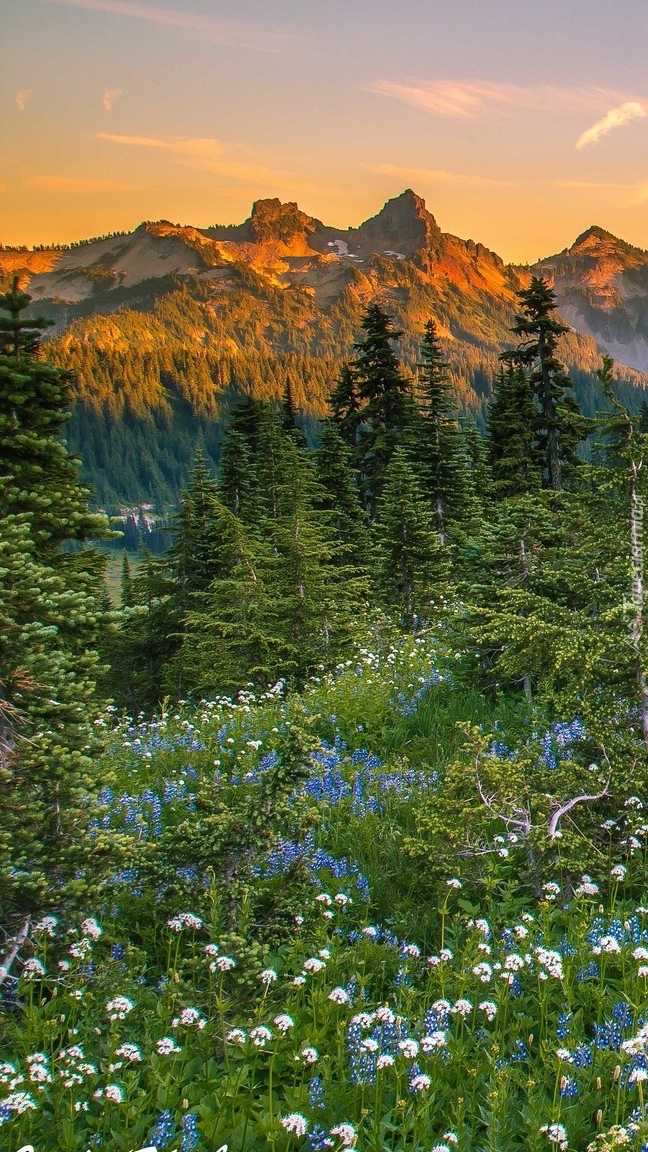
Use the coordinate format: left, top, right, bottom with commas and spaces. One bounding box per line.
105, 996, 134, 1021
398, 1039, 419, 1059
156, 1037, 182, 1055
410, 1073, 431, 1092
274, 1014, 294, 1032
250, 1026, 273, 1046
328, 987, 350, 1004
330, 1122, 357, 1147
281, 1113, 309, 1137
421, 1031, 447, 1050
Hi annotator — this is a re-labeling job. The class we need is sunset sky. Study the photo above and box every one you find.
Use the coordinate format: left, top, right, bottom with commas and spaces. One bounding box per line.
3, 0, 648, 262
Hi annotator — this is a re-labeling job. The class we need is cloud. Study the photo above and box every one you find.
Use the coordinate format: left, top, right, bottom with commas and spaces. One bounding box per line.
15, 88, 34, 111
25, 175, 140, 192
103, 87, 121, 112
576, 101, 647, 149
44, 0, 294, 54
366, 79, 628, 120
95, 131, 312, 191
368, 163, 515, 189
96, 132, 223, 157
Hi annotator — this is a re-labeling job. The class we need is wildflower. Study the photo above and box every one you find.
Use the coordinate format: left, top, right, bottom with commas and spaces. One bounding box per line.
105, 996, 134, 1020
443, 1132, 459, 1145
446, 878, 462, 889
629, 1068, 648, 1083
398, 1039, 419, 1058
452, 998, 473, 1017
181, 1112, 200, 1151
334, 893, 351, 905
540, 1122, 568, 1150
575, 875, 599, 896
22, 957, 45, 978
304, 957, 326, 972
274, 1014, 294, 1032
410, 1073, 431, 1092
81, 917, 102, 939
634, 947, 648, 960
514, 924, 529, 939
259, 968, 278, 985
115, 1043, 142, 1063
478, 1001, 498, 1022
439, 948, 453, 962
422, 1031, 447, 1051
375, 1006, 395, 1024
351, 1012, 375, 1028
33, 916, 58, 937
281, 1113, 309, 1137
301, 1046, 319, 1063
401, 943, 420, 958
611, 864, 627, 882
362, 926, 378, 938
536, 948, 564, 979
156, 1037, 182, 1055
293, 975, 307, 986
377, 1053, 395, 1069
328, 987, 350, 1004
330, 1122, 357, 1147
226, 1029, 246, 1045
473, 962, 493, 983
214, 955, 236, 972
639, 966, 648, 977
543, 882, 561, 899
431, 1145, 451, 1152
361, 1037, 379, 1052
556, 1048, 574, 1061
475, 918, 490, 936
504, 953, 525, 971
319, 948, 331, 959
167, 912, 203, 932
250, 1026, 273, 1046
172, 1007, 206, 1029
105, 1083, 124, 1103
204, 943, 219, 956
2, 1091, 37, 1115
316, 893, 333, 906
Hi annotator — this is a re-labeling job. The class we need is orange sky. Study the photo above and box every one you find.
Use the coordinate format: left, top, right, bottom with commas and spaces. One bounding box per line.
4, 0, 648, 262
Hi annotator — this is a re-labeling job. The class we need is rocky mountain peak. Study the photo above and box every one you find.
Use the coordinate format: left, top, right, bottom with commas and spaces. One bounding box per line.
249, 198, 320, 245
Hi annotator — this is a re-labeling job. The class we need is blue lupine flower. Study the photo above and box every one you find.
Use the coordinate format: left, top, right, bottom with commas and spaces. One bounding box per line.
309, 1076, 326, 1109
149, 1110, 177, 1149
181, 1113, 200, 1152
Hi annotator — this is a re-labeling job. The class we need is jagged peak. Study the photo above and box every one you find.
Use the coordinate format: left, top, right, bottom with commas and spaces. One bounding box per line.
571, 225, 620, 249
249, 198, 321, 243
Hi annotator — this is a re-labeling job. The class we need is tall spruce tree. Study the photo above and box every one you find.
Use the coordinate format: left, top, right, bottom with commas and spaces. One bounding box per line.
313, 420, 371, 572
0, 281, 111, 924
329, 364, 361, 449
506, 276, 585, 490
374, 446, 449, 629
351, 303, 413, 517
487, 362, 541, 498
413, 318, 471, 542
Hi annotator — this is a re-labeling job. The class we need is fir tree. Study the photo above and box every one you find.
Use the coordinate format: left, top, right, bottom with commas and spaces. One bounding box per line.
0, 281, 111, 924
506, 276, 585, 490
413, 318, 472, 542
487, 362, 541, 498
351, 304, 413, 517
329, 364, 361, 448
374, 446, 449, 629
313, 420, 371, 572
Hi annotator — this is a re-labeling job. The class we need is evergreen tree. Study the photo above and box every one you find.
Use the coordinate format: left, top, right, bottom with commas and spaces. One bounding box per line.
313, 420, 371, 572
351, 304, 414, 517
506, 276, 585, 490
374, 446, 450, 629
218, 426, 258, 522
0, 281, 111, 923
487, 362, 541, 498
329, 364, 361, 448
413, 318, 472, 542
281, 378, 307, 447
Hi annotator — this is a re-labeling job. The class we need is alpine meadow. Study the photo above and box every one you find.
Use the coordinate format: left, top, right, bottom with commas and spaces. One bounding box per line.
9, 10, 648, 1149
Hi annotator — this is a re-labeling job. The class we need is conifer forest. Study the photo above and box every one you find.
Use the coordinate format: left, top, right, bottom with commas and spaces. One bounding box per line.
6, 267, 648, 1152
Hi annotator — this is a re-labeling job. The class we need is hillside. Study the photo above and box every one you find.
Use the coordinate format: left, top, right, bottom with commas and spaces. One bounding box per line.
3, 190, 648, 506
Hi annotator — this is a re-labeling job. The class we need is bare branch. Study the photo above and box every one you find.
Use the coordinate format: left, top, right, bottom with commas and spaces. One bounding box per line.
548, 780, 610, 839
0, 916, 31, 986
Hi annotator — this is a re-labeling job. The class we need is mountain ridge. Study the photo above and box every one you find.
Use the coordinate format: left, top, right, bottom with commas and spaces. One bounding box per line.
3, 190, 648, 505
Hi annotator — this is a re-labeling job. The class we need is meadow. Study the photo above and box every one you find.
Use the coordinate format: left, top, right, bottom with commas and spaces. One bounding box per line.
3, 631, 648, 1152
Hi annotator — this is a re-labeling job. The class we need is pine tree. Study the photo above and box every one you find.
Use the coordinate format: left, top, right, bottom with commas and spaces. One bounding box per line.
506, 276, 585, 490
0, 281, 111, 924
329, 364, 361, 448
487, 362, 541, 498
351, 304, 414, 517
374, 446, 450, 629
313, 420, 371, 572
281, 378, 307, 447
413, 318, 472, 542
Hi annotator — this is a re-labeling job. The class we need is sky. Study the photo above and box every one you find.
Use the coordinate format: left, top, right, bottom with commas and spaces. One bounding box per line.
3, 0, 648, 262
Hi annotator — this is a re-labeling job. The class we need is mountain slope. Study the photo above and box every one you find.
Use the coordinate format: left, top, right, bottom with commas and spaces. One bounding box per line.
3, 190, 647, 506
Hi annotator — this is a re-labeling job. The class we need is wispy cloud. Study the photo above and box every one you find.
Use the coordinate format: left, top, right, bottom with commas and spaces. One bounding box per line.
368, 162, 515, 189
15, 88, 33, 111
576, 101, 646, 149
103, 87, 121, 112
44, 0, 295, 54
366, 79, 627, 120
25, 175, 140, 191
96, 132, 223, 157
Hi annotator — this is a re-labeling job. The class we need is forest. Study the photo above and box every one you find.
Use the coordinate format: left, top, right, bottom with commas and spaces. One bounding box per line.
3, 272, 648, 1152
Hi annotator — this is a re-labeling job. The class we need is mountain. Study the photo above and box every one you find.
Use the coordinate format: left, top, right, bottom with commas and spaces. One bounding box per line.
3, 190, 647, 506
